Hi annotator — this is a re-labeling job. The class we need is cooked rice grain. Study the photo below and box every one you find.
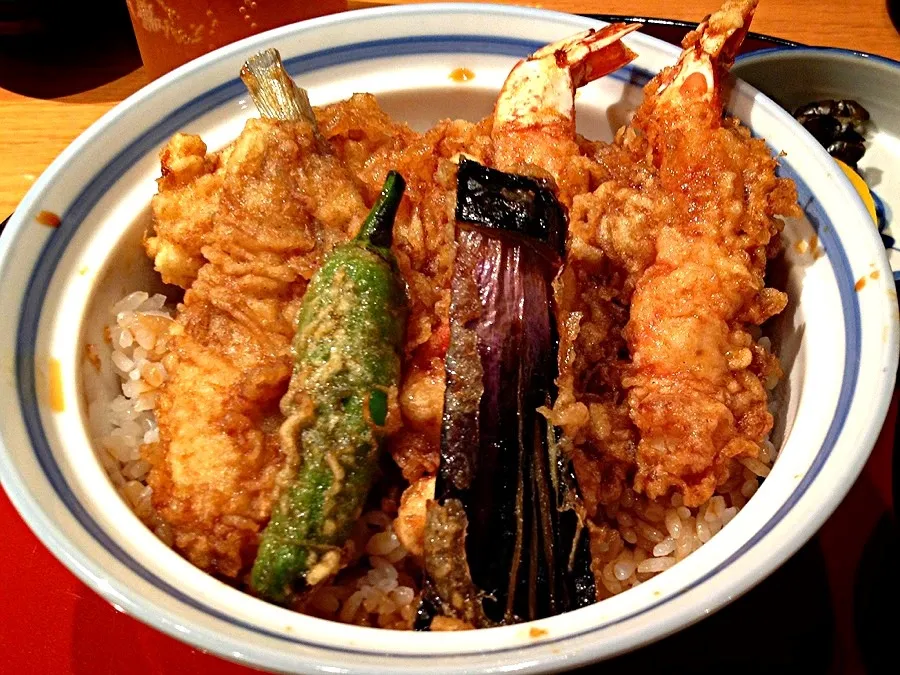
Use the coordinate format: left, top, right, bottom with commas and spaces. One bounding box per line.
309, 513, 419, 629
88, 291, 173, 539
596, 449, 774, 598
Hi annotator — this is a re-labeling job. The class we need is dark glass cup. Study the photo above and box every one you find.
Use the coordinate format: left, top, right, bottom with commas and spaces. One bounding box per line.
0, 0, 141, 97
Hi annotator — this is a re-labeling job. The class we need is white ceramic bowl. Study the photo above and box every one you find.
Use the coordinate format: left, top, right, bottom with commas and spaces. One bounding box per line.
0, 4, 897, 673
733, 47, 900, 278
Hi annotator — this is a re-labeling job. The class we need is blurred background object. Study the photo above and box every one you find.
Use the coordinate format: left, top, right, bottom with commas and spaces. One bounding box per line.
0, 0, 141, 97
0, 0, 42, 36
125, 0, 347, 79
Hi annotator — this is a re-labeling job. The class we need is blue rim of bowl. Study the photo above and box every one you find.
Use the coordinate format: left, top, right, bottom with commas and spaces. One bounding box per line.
8, 32, 862, 660
734, 44, 900, 69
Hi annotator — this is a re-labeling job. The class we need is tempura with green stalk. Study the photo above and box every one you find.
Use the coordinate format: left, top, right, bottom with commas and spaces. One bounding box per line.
252, 171, 409, 604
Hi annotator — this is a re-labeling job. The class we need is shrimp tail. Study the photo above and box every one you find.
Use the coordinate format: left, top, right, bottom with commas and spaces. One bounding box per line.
530, 22, 642, 89
644, 0, 758, 117
493, 23, 641, 140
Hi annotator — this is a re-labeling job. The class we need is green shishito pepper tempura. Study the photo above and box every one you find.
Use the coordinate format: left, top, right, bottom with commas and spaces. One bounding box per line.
251, 172, 408, 605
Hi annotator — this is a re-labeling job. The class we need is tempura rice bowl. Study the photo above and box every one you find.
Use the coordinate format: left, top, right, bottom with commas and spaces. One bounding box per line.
0, 5, 896, 673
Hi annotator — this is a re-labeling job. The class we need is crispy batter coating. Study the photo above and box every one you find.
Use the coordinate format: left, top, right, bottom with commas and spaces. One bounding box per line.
554, 6, 798, 508
145, 117, 366, 577
145, 133, 228, 288
619, 107, 796, 506
143, 45, 799, 580
145, 96, 494, 574
545, 142, 640, 516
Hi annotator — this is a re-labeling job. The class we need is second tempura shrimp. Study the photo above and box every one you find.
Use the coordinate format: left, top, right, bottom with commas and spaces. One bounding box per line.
570, 0, 800, 506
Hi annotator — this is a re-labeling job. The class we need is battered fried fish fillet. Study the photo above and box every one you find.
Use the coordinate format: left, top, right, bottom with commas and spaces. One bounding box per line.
144, 116, 367, 577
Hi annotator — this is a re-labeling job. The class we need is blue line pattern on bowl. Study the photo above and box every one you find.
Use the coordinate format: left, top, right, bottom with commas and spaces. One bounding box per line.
734, 45, 900, 70
14, 34, 861, 656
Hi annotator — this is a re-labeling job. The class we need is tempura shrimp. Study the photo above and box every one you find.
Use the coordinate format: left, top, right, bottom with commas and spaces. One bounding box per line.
491, 23, 640, 202
609, 0, 798, 505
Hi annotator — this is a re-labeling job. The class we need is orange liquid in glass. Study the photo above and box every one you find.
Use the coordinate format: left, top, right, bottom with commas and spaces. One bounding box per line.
126, 0, 347, 78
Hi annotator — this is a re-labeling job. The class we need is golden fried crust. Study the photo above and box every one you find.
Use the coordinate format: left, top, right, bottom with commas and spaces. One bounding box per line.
146, 117, 367, 578
553, 91, 799, 509
621, 110, 798, 506
318, 95, 493, 482
545, 145, 640, 513
145, 133, 226, 288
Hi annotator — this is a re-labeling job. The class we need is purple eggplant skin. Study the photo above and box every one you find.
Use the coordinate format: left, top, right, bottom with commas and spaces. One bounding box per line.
454, 157, 566, 255
436, 225, 558, 623
419, 159, 595, 629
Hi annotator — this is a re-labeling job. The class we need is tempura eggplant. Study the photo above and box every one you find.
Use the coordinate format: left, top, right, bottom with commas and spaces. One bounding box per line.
417, 159, 594, 628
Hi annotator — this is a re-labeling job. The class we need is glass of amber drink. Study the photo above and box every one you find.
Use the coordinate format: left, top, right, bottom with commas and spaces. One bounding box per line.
125, 0, 348, 79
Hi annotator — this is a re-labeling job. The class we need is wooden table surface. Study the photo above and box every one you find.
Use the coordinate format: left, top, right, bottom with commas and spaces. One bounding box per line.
0, 0, 898, 217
